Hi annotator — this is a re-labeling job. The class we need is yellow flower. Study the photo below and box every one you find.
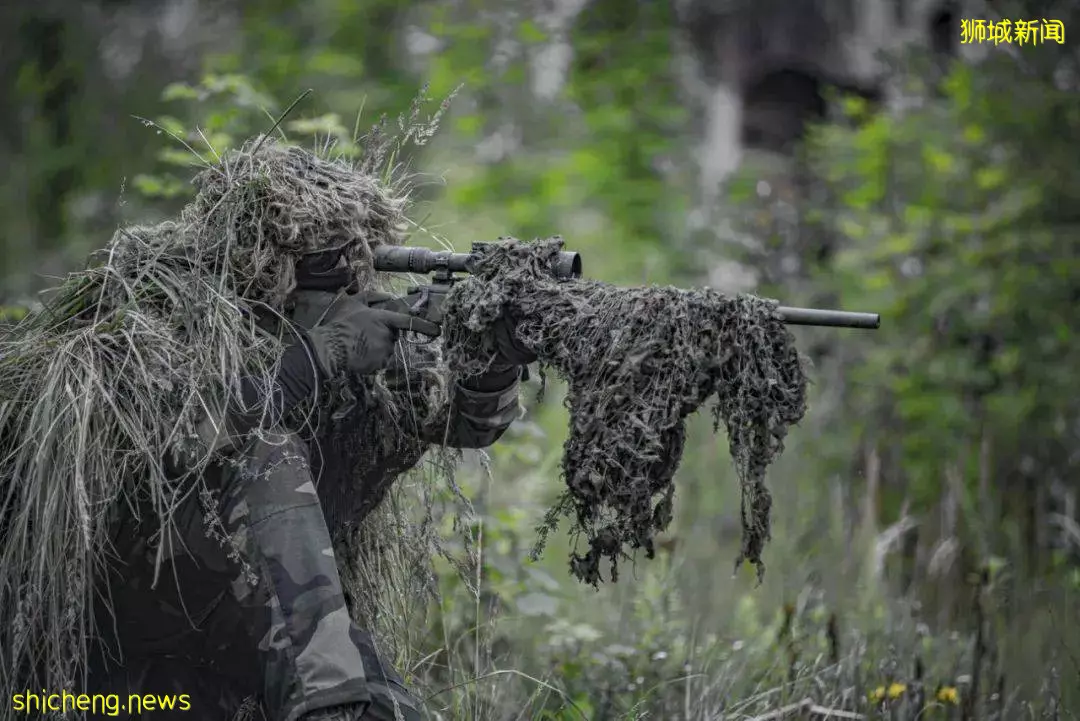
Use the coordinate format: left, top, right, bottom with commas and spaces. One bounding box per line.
869, 683, 907, 703
937, 686, 959, 705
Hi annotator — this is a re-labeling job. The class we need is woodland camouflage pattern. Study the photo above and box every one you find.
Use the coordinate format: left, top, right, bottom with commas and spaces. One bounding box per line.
91, 369, 522, 720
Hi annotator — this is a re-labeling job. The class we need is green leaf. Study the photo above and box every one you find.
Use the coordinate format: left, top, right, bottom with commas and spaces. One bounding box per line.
518, 19, 548, 44
923, 146, 956, 174
963, 124, 985, 144
725, 174, 757, 204
975, 166, 1007, 190
132, 174, 189, 199
0, 306, 29, 321
161, 83, 200, 102
155, 115, 187, 138
308, 51, 365, 77
453, 112, 483, 137
285, 113, 350, 140
841, 95, 868, 119
157, 147, 203, 168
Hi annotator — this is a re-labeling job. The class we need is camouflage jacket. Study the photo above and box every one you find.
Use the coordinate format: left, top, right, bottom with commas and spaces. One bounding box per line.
310, 358, 522, 533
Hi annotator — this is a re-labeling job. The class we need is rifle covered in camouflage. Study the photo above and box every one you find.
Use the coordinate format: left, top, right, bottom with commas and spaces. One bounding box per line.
369, 243, 881, 330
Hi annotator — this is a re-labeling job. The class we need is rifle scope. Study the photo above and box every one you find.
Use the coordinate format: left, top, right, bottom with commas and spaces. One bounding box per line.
374, 245, 583, 280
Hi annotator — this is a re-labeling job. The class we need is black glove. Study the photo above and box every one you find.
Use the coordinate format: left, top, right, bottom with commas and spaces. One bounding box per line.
305, 292, 441, 380
390, 288, 536, 371
490, 310, 537, 371
452, 311, 536, 392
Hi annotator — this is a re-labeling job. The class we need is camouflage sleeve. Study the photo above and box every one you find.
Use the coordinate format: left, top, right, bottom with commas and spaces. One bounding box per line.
426, 365, 524, 449
171, 339, 321, 471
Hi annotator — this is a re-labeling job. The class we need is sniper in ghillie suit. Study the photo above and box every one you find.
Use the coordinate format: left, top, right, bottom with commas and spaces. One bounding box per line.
0, 104, 877, 720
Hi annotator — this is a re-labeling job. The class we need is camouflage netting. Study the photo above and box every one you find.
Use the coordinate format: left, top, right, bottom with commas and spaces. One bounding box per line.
440, 237, 810, 585
0, 136, 427, 694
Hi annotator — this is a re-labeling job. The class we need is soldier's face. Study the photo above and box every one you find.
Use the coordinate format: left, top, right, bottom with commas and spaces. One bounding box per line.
286, 243, 355, 330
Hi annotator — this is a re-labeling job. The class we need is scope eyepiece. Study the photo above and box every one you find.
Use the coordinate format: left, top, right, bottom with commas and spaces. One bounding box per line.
557, 251, 582, 279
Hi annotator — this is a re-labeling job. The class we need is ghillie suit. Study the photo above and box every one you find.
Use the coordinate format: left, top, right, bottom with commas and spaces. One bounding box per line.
0, 136, 529, 721
441, 237, 810, 585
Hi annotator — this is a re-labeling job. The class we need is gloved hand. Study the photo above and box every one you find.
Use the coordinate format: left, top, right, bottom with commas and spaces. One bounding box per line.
490, 310, 537, 371
305, 291, 441, 380
391, 288, 537, 372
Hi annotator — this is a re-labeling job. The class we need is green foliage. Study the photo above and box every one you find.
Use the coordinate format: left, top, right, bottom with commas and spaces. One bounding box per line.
421, 0, 689, 281
0, 8, 176, 289
796, 53, 1080, 563
130, 73, 286, 201
5, 0, 1079, 716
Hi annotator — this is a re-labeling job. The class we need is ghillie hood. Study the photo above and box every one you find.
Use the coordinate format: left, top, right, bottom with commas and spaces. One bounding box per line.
0, 137, 412, 693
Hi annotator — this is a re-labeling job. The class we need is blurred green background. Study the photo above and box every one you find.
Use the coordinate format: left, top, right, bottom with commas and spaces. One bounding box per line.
2, 0, 1079, 718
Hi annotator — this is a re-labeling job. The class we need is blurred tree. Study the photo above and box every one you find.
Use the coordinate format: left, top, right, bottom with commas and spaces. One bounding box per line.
764, 26, 1080, 622
0, 1, 233, 295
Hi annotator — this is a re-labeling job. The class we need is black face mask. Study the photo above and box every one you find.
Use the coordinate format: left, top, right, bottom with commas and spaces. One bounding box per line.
285, 244, 351, 330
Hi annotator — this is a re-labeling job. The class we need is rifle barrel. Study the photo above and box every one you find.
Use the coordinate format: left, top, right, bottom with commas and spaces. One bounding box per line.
776, 306, 880, 329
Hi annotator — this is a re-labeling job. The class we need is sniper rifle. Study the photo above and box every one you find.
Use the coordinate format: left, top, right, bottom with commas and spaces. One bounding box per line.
369, 243, 881, 330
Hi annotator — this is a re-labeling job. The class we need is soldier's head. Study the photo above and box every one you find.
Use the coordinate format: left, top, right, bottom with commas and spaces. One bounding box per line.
190, 139, 406, 330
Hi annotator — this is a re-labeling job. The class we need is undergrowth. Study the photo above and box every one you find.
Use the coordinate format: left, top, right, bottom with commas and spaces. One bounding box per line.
371, 487, 1073, 721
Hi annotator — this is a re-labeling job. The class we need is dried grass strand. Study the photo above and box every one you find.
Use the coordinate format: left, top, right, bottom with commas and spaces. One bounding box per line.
0, 134, 416, 697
